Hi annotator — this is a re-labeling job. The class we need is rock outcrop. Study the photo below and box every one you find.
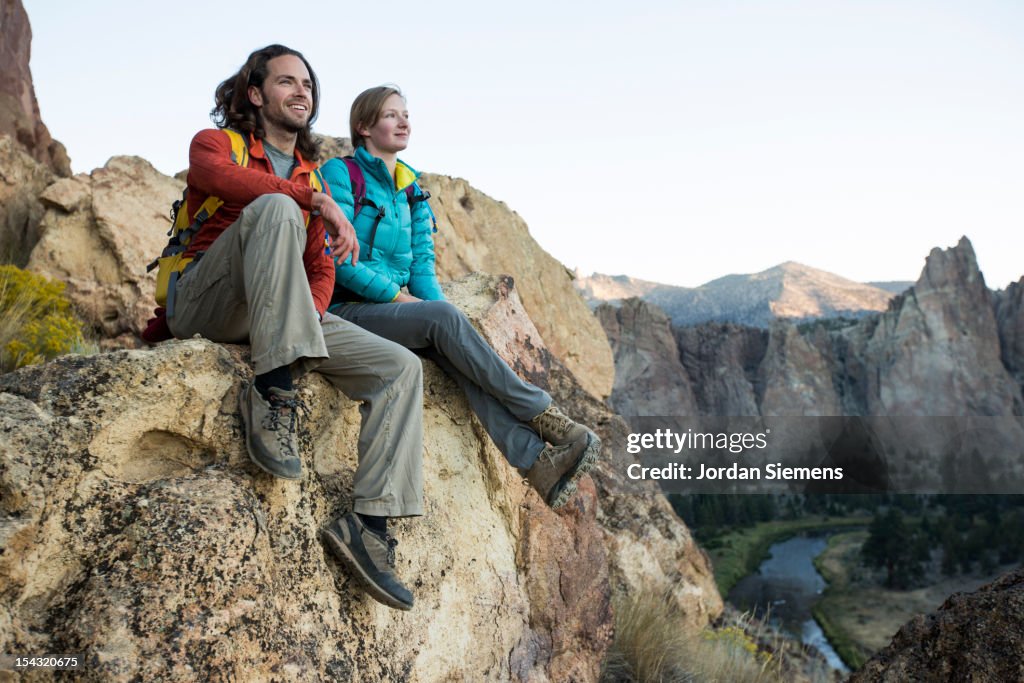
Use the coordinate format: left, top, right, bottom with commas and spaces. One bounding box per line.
603, 238, 1024, 421
0, 275, 720, 681
420, 173, 614, 399
595, 298, 698, 416
675, 322, 766, 416
994, 277, 1024, 396
26, 156, 183, 342
13, 137, 613, 400
0, 136, 52, 265
853, 237, 1020, 417
0, 0, 70, 176
849, 566, 1024, 683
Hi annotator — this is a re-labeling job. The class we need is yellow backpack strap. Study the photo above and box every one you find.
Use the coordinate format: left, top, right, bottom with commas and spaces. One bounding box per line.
310, 167, 325, 193
224, 128, 250, 167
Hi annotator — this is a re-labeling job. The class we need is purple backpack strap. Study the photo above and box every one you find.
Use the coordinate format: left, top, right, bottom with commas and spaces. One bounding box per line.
341, 156, 367, 207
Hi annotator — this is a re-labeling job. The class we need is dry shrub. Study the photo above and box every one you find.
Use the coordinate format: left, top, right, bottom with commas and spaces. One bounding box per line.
0, 265, 92, 373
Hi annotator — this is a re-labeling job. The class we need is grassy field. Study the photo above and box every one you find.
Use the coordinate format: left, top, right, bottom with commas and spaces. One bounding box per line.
706, 516, 870, 597
812, 530, 1013, 670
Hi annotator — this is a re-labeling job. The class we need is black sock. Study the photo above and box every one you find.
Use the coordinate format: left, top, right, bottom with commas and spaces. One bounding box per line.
255, 365, 293, 399
357, 513, 388, 537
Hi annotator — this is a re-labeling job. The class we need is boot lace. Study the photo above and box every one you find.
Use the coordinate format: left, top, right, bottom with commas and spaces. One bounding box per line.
263, 393, 309, 455
385, 536, 398, 567
534, 407, 573, 443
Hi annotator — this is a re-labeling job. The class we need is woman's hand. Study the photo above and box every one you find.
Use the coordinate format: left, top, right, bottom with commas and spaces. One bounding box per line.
394, 292, 422, 303
313, 191, 360, 265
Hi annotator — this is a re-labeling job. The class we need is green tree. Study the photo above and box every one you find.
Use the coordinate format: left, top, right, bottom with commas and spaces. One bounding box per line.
861, 508, 926, 588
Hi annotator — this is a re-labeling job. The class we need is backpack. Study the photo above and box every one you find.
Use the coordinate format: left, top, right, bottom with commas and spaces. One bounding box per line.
147, 129, 325, 311
339, 156, 437, 254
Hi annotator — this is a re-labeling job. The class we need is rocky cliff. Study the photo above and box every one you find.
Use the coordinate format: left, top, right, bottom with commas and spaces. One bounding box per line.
0, 0, 70, 177
602, 238, 1024, 421
595, 299, 698, 417
0, 274, 720, 681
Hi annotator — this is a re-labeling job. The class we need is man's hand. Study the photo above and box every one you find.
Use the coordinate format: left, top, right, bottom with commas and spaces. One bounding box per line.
312, 191, 359, 265
394, 292, 421, 303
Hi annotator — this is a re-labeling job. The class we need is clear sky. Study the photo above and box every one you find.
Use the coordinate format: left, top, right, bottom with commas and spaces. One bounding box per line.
25, 0, 1024, 289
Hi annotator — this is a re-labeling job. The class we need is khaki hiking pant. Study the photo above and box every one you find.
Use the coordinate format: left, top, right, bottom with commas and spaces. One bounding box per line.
168, 193, 424, 517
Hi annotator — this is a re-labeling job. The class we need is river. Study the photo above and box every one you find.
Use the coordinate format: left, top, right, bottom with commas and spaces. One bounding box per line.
727, 534, 849, 673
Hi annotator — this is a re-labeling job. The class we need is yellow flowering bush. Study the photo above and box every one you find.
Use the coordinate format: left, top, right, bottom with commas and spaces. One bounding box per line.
0, 265, 89, 372
701, 624, 774, 664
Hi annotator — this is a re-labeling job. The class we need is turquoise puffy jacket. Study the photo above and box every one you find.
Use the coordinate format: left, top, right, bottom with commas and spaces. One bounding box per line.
321, 146, 444, 306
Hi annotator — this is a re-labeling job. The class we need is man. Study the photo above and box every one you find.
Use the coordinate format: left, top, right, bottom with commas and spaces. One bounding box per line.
168, 44, 420, 611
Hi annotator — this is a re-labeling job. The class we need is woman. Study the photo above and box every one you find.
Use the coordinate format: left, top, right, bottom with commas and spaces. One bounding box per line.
319, 85, 601, 511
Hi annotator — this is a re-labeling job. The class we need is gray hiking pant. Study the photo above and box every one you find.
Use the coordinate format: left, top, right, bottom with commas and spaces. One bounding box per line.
167, 193, 424, 517
332, 300, 550, 469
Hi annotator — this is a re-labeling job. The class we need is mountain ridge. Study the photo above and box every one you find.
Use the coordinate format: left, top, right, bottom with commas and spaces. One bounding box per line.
577, 261, 902, 328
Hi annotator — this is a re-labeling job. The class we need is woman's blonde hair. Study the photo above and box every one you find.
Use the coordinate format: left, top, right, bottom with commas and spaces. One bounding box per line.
350, 85, 405, 148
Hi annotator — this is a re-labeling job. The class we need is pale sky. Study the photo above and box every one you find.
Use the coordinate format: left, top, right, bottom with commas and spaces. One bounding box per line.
25, 0, 1024, 289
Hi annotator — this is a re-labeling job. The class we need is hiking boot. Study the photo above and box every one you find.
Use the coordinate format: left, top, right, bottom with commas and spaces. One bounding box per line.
524, 429, 601, 509
528, 403, 589, 447
239, 383, 303, 480
321, 512, 414, 611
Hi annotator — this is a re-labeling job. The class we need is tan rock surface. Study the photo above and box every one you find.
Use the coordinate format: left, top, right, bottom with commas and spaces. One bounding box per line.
0, 275, 719, 681
0, 136, 52, 265
419, 172, 614, 399
26, 156, 184, 339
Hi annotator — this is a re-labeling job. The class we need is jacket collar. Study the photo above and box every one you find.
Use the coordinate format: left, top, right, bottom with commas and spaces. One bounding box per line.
354, 145, 420, 192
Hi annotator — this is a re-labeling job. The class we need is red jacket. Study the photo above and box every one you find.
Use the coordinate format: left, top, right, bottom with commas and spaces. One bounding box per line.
184, 129, 334, 315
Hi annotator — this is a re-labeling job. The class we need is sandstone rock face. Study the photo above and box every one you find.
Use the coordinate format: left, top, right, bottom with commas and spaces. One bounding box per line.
849, 567, 1024, 683
0, 0, 70, 176
758, 322, 841, 417
595, 299, 698, 416
857, 237, 1021, 417
0, 275, 720, 681
419, 172, 614, 399
0, 136, 52, 265
26, 156, 184, 340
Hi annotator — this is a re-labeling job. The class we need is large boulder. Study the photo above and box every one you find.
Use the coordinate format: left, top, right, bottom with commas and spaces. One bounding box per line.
0, 275, 719, 681
420, 173, 614, 400
849, 567, 1024, 683
26, 156, 183, 341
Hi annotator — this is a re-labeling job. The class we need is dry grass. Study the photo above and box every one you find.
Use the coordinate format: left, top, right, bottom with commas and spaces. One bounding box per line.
601, 591, 790, 683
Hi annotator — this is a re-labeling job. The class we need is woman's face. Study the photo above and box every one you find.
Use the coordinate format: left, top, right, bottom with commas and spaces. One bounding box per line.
361, 93, 410, 155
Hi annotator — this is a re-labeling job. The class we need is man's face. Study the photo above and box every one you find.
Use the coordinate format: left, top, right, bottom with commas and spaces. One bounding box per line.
249, 54, 313, 134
